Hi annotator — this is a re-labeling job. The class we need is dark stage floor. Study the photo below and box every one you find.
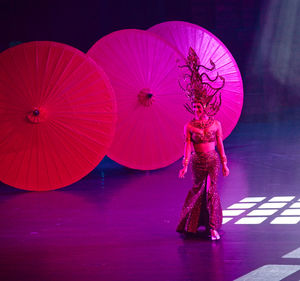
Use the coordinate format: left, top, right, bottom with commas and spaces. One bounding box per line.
1, 118, 300, 281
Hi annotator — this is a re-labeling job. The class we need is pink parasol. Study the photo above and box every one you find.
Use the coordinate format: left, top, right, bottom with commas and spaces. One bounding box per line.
148, 21, 244, 139
0, 41, 117, 191
88, 29, 191, 170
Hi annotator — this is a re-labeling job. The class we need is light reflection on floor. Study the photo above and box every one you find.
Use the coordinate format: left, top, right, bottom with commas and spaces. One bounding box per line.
234, 246, 300, 280
223, 196, 300, 224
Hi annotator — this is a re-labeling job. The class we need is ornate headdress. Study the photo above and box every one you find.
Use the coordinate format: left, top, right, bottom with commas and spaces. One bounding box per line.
179, 47, 225, 116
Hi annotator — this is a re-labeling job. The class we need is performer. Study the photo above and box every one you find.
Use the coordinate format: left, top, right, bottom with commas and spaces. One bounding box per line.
176, 48, 229, 240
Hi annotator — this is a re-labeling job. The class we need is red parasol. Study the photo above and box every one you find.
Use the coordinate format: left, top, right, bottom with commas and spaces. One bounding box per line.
88, 29, 191, 170
0, 41, 117, 191
148, 21, 244, 139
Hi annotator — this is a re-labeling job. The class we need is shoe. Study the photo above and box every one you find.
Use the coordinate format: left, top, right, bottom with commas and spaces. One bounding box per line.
210, 229, 220, 241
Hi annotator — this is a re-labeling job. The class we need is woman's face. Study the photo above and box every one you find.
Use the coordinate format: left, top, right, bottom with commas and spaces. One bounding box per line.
192, 102, 205, 118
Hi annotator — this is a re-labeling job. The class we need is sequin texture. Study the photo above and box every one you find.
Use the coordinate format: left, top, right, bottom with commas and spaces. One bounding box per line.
176, 150, 223, 233
190, 119, 217, 144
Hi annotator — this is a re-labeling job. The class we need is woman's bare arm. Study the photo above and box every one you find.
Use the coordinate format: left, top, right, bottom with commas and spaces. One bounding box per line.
183, 123, 192, 166
216, 121, 229, 176
179, 123, 192, 178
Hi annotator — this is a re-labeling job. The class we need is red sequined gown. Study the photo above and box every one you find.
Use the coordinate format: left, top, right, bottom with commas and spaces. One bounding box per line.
176, 120, 223, 233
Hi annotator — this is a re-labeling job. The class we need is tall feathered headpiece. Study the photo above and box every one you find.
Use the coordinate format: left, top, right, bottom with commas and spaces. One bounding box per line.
179, 47, 225, 116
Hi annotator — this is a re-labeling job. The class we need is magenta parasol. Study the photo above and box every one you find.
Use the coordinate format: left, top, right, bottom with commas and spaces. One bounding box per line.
148, 21, 244, 139
88, 29, 191, 170
0, 41, 117, 191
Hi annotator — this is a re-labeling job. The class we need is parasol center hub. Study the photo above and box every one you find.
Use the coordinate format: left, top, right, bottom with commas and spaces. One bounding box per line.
138, 88, 154, 107
33, 109, 40, 116
27, 107, 48, 124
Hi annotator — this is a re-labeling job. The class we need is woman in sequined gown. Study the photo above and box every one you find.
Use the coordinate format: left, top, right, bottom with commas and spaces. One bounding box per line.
176, 102, 229, 240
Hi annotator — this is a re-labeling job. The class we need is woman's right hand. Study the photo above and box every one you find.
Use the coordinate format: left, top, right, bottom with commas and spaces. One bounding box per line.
179, 167, 188, 178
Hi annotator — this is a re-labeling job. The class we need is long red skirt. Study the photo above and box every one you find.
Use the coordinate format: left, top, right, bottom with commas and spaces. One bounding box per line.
176, 150, 223, 233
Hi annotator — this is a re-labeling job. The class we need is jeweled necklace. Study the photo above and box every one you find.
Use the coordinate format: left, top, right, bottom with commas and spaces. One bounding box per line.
192, 117, 214, 129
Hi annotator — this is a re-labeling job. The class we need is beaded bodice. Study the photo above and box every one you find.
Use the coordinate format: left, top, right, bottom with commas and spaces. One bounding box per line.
190, 119, 217, 144
191, 130, 216, 143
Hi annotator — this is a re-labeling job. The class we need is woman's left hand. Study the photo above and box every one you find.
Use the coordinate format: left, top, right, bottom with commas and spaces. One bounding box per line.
222, 164, 230, 177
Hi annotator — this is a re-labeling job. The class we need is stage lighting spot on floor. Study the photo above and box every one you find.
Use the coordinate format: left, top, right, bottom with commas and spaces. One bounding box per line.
269, 196, 295, 202
222, 217, 233, 224
234, 264, 300, 281
223, 196, 300, 225
235, 217, 267, 224
223, 210, 246, 216
280, 209, 300, 216
247, 209, 278, 216
227, 203, 257, 209
282, 247, 300, 258
259, 203, 287, 209
270, 217, 300, 224
289, 202, 300, 208
239, 197, 266, 202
